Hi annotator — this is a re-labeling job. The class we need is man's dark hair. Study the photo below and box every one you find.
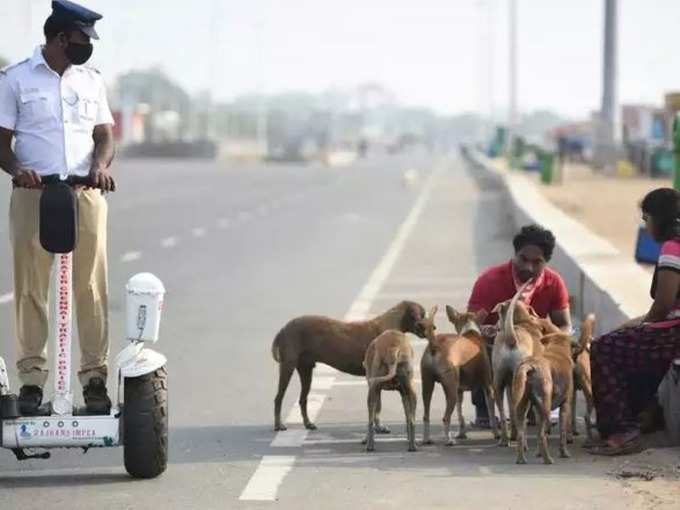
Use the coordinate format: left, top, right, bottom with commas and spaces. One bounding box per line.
641, 188, 680, 242
44, 15, 74, 41
513, 224, 556, 261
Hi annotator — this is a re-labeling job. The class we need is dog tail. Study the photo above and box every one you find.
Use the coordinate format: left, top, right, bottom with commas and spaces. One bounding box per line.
367, 351, 399, 385
271, 329, 284, 363
504, 280, 532, 348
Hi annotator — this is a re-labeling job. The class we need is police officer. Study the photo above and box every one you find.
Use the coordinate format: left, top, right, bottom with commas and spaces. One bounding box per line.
0, 1, 115, 415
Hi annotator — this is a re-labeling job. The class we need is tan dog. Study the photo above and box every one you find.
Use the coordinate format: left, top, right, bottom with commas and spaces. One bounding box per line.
271, 301, 426, 431
362, 329, 418, 452
570, 314, 595, 442
491, 282, 545, 446
513, 333, 574, 464
420, 306, 499, 445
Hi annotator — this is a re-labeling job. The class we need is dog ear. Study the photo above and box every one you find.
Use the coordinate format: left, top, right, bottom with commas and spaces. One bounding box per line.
428, 305, 439, 321
445, 305, 459, 323
527, 305, 540, 318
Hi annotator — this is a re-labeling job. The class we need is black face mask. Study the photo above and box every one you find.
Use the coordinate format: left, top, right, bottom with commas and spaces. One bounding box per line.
65, 41, 93, 65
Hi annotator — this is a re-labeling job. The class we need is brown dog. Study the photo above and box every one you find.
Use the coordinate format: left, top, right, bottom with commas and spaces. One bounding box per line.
513, 333, 574, 464
420, 306, 498, 445
362, 329, 418, 452
272, 301, 426, 431
491, 283, 545, 446
570, 314, 595, 442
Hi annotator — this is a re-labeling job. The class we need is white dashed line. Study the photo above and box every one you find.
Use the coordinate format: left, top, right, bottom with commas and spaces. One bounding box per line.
192, 227, 206, 238
120, 251, 141, 263
238, 456, 296, 501
161, 237, 178, 248
0, 292, 14, 305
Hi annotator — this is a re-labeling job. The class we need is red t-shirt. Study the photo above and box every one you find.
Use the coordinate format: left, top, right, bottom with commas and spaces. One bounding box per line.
467, 261, 570, 325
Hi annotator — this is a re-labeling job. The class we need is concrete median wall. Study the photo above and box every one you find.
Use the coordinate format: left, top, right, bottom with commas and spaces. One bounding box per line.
465, 150, 651, 336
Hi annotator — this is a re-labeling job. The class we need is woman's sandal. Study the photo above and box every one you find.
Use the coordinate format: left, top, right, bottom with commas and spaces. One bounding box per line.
587, 437, 644, 456
582, 437, 607, 450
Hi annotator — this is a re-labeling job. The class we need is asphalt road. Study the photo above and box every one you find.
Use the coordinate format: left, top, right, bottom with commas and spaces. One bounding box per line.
0, 153, 663, 509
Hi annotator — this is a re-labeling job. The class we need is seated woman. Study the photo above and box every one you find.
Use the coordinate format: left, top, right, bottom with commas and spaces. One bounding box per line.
589, 188, 680, 455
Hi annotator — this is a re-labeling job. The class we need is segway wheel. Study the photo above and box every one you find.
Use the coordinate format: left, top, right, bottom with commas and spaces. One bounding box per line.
123, 366, 168, 479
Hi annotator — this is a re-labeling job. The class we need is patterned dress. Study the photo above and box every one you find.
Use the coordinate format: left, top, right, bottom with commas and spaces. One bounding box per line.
591, 238, 680, 438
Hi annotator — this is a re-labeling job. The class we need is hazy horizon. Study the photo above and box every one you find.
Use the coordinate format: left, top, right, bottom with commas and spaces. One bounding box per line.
2, 0, 680, 119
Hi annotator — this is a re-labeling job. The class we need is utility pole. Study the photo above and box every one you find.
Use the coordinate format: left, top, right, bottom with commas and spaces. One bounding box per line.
507, 0, 518, 165
600, 0, 619, 171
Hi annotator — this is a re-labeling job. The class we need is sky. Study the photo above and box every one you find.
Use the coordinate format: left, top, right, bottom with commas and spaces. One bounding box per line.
1, 0, 680, 119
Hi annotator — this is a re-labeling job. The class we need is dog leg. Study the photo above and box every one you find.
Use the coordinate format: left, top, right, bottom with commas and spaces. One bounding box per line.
515, 398, 530, 464
560, 396, 572, 459
455, 390, 467, 440
509, 386, 518, 442
374, 392, 391, 434
365, 385, 379, 452
583, 383, 595, 442
402, 381, 418, 452
274, 361, 296, 431
538, 402, 554, 465
442, 380, 457, 446
568, 387, 577, 443
297, 364, 317, 430
496, 382, 510, 447
421, 369, 435, 445
484, 385, 500, 440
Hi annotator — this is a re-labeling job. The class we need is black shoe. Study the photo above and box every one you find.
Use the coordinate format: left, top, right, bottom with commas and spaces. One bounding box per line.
83, 377, 112, 415
18, 385, 43, 416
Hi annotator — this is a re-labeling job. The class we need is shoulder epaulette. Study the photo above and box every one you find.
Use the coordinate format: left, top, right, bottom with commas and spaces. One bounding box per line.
0, 58, 29, 76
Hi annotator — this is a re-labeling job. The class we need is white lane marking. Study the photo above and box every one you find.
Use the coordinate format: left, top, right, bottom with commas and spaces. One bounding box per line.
120, 251, 141, 263
241, 167, 440, 501
0, 292, 14, 305
217, 218, 232, 229
343, 168, 439, 322
271, 430, 308, 448
192, 227, 206, 238
479, 466, 492, 475
283, 393, 326, 425
161, 236, 178, 248
238, 456, 296, 501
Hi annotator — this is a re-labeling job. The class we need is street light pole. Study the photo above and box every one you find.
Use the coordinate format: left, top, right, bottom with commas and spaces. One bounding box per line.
508, 0, 518, 166
600, 0, 619, 171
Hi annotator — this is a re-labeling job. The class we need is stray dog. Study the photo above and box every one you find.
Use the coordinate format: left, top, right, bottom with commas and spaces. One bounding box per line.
272, 301, 426, 431
513, 333, 574, 464
420, 306, 498, 445
363, 329, 418, 452
570, 314, 595, 442
491, 282, 545, 446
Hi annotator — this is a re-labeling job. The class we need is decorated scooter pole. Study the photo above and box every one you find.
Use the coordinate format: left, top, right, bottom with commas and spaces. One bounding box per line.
53, 252, 74, 415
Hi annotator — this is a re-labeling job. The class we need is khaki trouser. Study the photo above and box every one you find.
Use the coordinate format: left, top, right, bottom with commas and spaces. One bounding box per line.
10, 187, 109, 388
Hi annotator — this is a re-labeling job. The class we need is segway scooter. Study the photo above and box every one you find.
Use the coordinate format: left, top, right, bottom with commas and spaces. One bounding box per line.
0, 175, 168, 479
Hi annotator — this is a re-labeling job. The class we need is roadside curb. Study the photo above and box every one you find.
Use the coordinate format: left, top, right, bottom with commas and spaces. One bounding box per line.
464, 150, 650, 334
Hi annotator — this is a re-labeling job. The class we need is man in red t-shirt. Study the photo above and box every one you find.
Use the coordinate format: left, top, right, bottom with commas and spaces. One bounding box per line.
468, 224, 572, 427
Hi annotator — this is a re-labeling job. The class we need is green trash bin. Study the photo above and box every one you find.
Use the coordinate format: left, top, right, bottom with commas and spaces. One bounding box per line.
540, 151, 555, 185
